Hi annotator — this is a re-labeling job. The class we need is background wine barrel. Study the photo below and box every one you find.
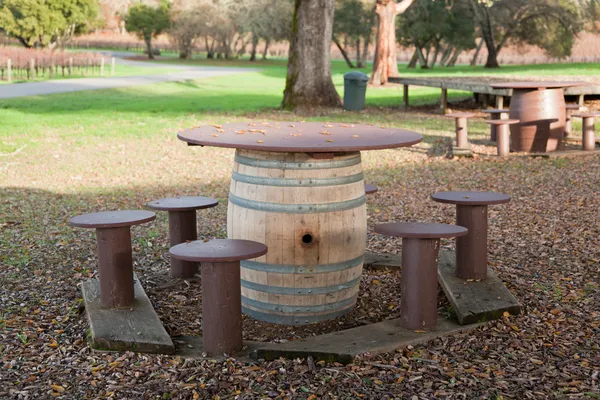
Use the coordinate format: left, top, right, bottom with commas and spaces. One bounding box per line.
227, 149, 367, 325
509, 88, 566, 152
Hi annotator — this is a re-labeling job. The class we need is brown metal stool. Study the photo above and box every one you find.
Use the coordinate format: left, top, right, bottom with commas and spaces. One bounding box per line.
564, 104, 582, 138
170, 239, 267, 356
147, 196, 218, 278
431, 191, 511, 280
572, 112, 598, 151
374, 222, 467, 330
486, 119, 519, 156
365, 183, 378, 195
481, 109, 509, 141
69, 210, 156, 308
445, 112, 476, 151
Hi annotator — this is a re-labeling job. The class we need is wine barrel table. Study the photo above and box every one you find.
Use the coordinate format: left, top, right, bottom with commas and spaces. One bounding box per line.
178, 122, 422, 325
490, 82, 584, 153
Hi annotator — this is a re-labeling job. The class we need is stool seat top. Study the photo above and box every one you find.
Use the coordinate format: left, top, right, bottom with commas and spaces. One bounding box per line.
445, 112, 477, 118
69, 210, 156, 229
365, 183, 378, 194
431, 191, 511, 206
566, 104, 582, 110
572, 112, 598, 118
374, 222, 468, 239
486, 119, 520, 125
170, 239, 268, 262
147, 196, 218, 212
481, 109, 509, 114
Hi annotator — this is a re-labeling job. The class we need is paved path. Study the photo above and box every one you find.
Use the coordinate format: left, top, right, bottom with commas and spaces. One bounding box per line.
0, 52, 258, 99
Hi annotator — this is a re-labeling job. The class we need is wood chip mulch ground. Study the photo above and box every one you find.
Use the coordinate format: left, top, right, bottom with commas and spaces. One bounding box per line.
1, 115, 599, 399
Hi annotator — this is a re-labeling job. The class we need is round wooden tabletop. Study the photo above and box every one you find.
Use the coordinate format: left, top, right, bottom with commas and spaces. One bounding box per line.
481, 109, 509, 114
445, 112, 477, 118
566, 104, 583, 110
177, 122, 422, 153
374, 222, 468, 239
485, 119, 520, 125
69, 210, 156, 229
572, 112, 599, 118
147, 196, 218, 212
431, 191, 511, 206
490, 81, 585, 90
169, 239, 268, 262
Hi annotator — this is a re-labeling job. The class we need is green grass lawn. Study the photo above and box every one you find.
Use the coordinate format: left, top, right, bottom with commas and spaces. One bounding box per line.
0, 57, 593, 155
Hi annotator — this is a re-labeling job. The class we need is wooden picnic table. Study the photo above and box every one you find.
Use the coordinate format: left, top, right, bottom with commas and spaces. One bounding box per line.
178, 121, 421, 325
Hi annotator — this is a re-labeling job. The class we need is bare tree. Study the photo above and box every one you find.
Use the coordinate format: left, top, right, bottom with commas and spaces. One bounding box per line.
369, 0, 414, 85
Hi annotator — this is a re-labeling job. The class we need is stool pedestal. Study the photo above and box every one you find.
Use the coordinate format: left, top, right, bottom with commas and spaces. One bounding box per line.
431, 191, 511, 281
147, 196, 218, 279
482, 109, 509, 142
401, 238, 440, 330
96, 227, 135, 308
168, 210, 198, 278
201, 261, 243, 355
456, 205, 488, 280
170, 239, 268, 356
374, 222, 467, 330
486, 119, 520, 156
69, 210, 156, 309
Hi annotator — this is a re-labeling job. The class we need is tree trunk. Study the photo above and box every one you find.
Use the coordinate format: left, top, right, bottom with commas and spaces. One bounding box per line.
355, 38, 362, 68
262, 38, 270, 60
250, 33, 259, 61
407, 49, 418, 68
281, 0, 341, 111
333, 36, 356, 68
360, 33, 370, 68
440, 45, 453, 66
206, 37, 215, 59
447, 48, 461, 67
428, 41, 441, 68
144, 36, 154, 60
470, 38, 483, 66
415, 46, 428, 69
370, 0, 414, 85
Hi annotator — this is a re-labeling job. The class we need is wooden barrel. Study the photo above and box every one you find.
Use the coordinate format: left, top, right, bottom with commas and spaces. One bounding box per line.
509, 88, 566, 152
227, 149, 367, 325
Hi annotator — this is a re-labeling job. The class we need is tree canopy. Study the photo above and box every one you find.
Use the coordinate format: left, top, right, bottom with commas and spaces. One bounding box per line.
0, 0, 98, 48
125, 1, 170, 59
468, 0, 584, 68
397, 0, 476, 68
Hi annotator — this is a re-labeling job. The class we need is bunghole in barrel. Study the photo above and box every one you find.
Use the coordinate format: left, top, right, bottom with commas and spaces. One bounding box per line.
227, 149, 367, 325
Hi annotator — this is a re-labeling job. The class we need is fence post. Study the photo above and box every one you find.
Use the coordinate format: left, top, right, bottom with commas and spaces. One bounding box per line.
68, 57, 73, 76
29, 58, 35, 80
7, 59, 11, 83
111, 57, 115, 76
100, 57, 105, 76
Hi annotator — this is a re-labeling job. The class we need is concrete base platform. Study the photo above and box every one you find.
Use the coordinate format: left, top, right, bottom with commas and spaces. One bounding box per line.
174, 317, 482, 364
364, 251, 402, 270
81, 273, 175, 354
452, 146, 474, 158
528, 148, 600, 158
437, 252, 521, 325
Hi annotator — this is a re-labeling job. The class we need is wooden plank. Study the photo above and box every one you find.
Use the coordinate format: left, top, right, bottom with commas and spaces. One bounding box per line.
437, 251, 521, 325
252, 316, 483, 364
81, 273, 174, 354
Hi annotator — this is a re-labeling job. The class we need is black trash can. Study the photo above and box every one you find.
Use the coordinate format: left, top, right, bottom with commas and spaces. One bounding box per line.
343, 71, 369, 111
